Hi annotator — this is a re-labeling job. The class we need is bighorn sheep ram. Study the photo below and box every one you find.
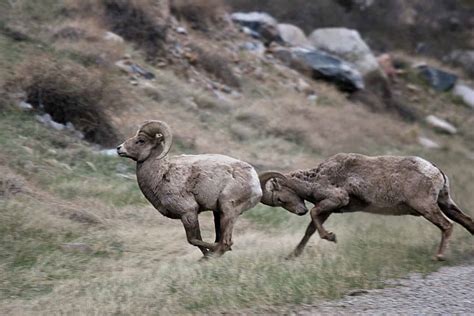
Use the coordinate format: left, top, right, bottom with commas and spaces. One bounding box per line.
259, 153, 474, 260
117, 121, 262, 257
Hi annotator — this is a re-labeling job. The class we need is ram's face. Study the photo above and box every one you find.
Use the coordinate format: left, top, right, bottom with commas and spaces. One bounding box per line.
117, 132, 161, 162
266, 179, 309, 216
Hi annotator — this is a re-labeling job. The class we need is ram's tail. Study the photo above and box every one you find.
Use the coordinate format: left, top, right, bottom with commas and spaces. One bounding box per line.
437, 168, 474, 235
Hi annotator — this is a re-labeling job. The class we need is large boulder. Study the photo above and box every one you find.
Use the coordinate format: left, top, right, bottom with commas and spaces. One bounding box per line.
272, 47, 364, 92
308, 27, 380, 76
417, 65, 458, 92
231, 12, 281, 45
277, 23, 311, 48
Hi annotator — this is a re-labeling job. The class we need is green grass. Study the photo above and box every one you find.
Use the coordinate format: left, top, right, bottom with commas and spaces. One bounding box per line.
0, 110, 145, 206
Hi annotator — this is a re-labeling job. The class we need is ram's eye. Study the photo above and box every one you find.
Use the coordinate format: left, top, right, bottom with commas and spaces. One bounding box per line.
136, 139, 145, 144
277, 198, 283, 204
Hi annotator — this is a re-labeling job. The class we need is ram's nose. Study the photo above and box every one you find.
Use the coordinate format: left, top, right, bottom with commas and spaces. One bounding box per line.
116, 144, 124, 156
296, 207, 309, 216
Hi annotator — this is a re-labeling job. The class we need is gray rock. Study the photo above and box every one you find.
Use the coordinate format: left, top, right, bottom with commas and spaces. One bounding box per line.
231, 11, 278, 30
308, 27, 380, 76
65, 122, 84, 139
290, 47, 365, 92
103, 31, 124, 43
417, 65, 458, 92
453, 84, 474, 109
115, 59, 155, 80
176, 26, 187, 35
18, 101, 33, 111
240, 41, 265, 57
277, 23, 311, 48
307, 94, 318, 104
418, 136, 441, 149
426, 115, 457, 134
231, 11, 281, 44
35, 113, 66, 131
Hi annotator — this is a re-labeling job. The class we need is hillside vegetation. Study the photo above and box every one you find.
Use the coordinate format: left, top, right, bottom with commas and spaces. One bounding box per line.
0, 0, 473, 314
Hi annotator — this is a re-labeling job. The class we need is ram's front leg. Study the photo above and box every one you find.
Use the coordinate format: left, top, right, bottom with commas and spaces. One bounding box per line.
181, 213, 218, 256
311, 196, 348, 243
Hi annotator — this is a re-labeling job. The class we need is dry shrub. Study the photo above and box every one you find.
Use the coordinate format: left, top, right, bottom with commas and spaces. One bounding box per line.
52, 19, 126, 66
0, 175, 24, 198
190, 45, 240, 88
171, 0, 227, 31
101, 0, 168, 58
66, 0, 169, 59
11, 56, 122, 147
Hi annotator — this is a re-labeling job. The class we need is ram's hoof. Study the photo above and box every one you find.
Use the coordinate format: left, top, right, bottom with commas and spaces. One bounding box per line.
434, 254, 446, 261
285, 251, 301, 260
323, 232, 337, 243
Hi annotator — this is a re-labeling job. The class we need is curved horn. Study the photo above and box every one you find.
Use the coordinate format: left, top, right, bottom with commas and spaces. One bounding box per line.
258, 171, 287, 205
138, 120, 173, 160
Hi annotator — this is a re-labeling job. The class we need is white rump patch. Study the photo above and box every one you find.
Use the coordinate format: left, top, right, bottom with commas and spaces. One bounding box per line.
413, 157, 440, 179
248, 168, 263, 206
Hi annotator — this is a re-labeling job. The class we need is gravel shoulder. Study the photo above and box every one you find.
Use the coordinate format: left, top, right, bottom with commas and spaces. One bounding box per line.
296, 260, 474, 315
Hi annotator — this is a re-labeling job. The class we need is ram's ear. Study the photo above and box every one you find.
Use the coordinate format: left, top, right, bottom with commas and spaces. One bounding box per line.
155, 133, 163, 141
271, 178, 281, 191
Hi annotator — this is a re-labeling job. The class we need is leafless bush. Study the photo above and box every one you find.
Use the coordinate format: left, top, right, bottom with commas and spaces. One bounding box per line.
10, 56, 122, 146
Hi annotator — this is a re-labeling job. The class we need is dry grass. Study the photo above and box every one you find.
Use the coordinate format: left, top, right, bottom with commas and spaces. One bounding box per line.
65, 0, 169, 59
51, 18, 126, 66
1, 192, 473, 315
171, 0, 227, 31
1, 97, 474, 315
189, 44, 241, 88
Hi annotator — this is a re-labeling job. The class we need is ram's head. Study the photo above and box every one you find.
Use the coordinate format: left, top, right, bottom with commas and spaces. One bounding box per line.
259, 172, 309, 216
117, 120, 172, 162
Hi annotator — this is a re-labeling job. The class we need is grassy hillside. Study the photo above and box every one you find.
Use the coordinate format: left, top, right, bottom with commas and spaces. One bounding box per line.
1, 0, 474, 314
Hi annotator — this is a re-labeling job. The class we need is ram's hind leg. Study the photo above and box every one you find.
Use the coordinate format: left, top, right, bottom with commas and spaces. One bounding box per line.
181, 212, 218, 256
213, 210, 222, 243
213, 211, 238, 256
411, 201, 453, 261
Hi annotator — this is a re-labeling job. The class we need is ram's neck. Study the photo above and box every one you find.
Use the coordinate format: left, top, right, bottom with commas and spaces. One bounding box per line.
136, 157, 169, 198
286, 168, 327, 202
288, 168, 320, 182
